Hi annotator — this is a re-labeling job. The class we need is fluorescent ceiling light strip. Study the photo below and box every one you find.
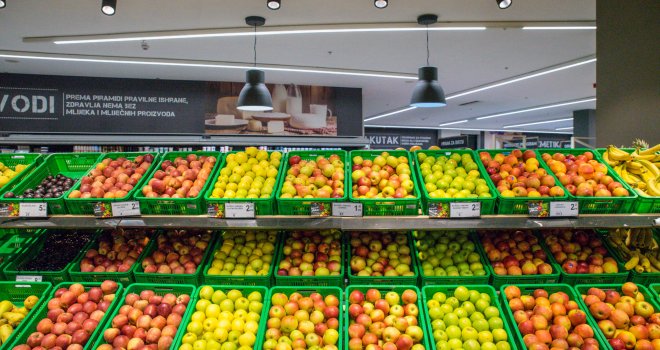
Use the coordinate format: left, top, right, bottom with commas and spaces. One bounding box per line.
446, 57, 596, 100
438, 120, 468, 126
52, 26, 486, 45
365, 125, 573, 134
0, 52, 414, 79
523, 26, 596, 30
503, 117, 573, 129
364, 106, 417, 122
556, 126, 574, 130
476, 98, 596, 120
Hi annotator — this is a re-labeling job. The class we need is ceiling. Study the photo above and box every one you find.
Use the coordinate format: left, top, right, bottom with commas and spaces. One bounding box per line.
0, 0, 596, 134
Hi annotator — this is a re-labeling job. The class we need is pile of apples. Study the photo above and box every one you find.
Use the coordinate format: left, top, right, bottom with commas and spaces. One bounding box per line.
179, 287, 263, 350
544, 229, 620, 275
415, 231, 487, 277
206, 230, 277, 276
479, 150, 565, 198
541, 151, 629, 197
349, 232, 414, 277
68, 154, 155, 199
348, 288, 425, 350
280, 154, 345, 199
351, 152, 416, 199
139, 229, 211, 275
97, 289, 191, 350
277, 230, 342, 277
263, 291, 340, 350
581, 282, 660, 350
13, 281, 119, 350
209, 147, 281, 199
427, 286, 511, 350
79, 229, 152, 273
503, 285, 600, 350
141, 154, 217, 198
417, 152, 493, 199
479, 230, 554, 276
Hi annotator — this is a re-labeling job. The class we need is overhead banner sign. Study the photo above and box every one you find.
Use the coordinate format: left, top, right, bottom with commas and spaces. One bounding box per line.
438, 135, 478, 149
0, 73, 362, 136
365, 128, 438, 149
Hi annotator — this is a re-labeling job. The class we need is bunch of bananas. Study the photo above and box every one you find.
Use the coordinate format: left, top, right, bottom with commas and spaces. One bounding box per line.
0, 295, 39, 345
603, 143, 660, 196
605, 227, 660, 273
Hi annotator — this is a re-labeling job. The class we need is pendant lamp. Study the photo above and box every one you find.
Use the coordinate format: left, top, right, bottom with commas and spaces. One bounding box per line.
237, 16, 273, 112
410, 14, 446, 108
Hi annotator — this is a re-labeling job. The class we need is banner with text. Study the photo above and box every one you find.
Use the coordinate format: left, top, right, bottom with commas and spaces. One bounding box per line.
365, 128, 438, 149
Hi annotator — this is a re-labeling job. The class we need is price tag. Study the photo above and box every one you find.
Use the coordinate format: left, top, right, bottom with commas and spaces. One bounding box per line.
111, 201, 141, 217
332, 202, 363, 217
18, 203, 48, 217
224, 203, 256, 219
449, 202, 481, 218
310, 202, 330, 217
528, 201, 549, 218
16, 275, 42, 282
654, 218, 660, 226
549, 201, 579, 217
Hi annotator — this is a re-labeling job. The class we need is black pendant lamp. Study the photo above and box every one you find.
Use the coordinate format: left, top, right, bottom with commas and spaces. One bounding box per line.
237, 16, 273, 112
410, 14, 446, 108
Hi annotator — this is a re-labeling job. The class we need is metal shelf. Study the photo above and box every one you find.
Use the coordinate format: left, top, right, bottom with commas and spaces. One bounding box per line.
0, 214, 657, 230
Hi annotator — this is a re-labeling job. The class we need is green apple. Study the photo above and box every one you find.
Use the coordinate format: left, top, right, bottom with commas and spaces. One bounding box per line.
477, 331, 493, 344
461, 327, 479, 341
496, 341, 511, 350
446, 297, 459, 309
481, 342, 497, 350
492, 328, 508, 343
463, 339, 481, 350
435, 340, 449, 350
475, 299, 490, 312
447, 338, 463, 350
472, 318, 489, 332
433, 329, 448, 342
446, 325, 462, 339
461, 301, 476, 315
457, 317, 472, 330
470, 311, 485, 322
487, 317, 504, 331
431, 319, 446, 331
483, 306, 500, 319
468, 290, 481, 304
443, 313, 459, 326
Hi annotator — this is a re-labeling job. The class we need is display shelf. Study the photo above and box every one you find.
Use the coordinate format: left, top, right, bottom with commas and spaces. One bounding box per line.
0, 214, 657, 230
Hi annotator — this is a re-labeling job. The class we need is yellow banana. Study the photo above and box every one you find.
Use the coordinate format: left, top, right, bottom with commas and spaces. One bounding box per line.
646, 178, 660, 196
602, 151, 620, 167
631, 153, 657, 161
620, 168, 641, 185
637, 159, 660, 178
608, 145, 632, 161
626, 161, 643, 170
639, 143, 660, 155
0, 324, 12, 344
625, 254, 640, 270
641, 171, 656, 183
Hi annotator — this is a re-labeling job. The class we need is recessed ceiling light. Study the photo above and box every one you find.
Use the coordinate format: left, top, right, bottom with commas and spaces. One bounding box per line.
438, 120, 468, 126
496, 0, 512, 9
475, 98, 596, 120
364, 106, 417, 122
267, 0, 280, 10
555, 126, 574, 131
374, 0, 388, 9
101, 0, 116, 16
365, 124, 573, 134
503, 117, 573, 129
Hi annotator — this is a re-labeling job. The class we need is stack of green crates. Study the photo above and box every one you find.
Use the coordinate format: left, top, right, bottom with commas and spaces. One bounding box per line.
603, 229, 660, 284
349, 150, 421, 216
0, 229, 41, 279
0, 153, 102, 214
0, 153, 43, 197
346, 232, 419, 286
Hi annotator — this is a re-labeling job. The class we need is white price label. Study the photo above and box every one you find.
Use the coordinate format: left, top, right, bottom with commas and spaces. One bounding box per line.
332, 202, 363, 217
654, 218, 660, 226
224, 203, 255, 219
18, 203, 48, 217
449, 202, 481, 218
111, 201, 141, 217
16, 275, 42, 282
549, 201, 579, 217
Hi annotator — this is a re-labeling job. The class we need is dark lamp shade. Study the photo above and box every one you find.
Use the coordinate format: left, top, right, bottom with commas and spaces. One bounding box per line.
237, 69, 273, 111
410, 66, 447, 108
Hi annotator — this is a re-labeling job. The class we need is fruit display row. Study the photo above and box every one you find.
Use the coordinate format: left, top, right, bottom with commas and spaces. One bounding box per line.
1, 147, 656, 216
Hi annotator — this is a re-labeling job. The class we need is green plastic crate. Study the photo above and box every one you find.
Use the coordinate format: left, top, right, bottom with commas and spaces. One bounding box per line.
413, 150, 497, 216
6, 281, 124, 350
202, 230, 279, 287
0, 153, 42, 195
68, 229, 156, 284
475, 231, 561, 289
133, 230, 217, 285
650, 284, 660, 304
601, 229, 660, 285
596, 148, 660, 213
0, 282, 52, 350
349, 150, 421, 216
3, 230, 98, 284
276, 150, 349, 215
574, 284, 660, 346
413, 231, 491, 286
172, 285, 269, 350
204, 150, 285, 216
64, 152, 160, 215
256, 286, 344, 350
500, 284, 607, 350
347, 232, 419, 286
537, 148, 638, 214
539, 230, 629, 285
273, 230, 345, 287
0, 229, 41, 280
345, 285, 430, 350
422, 285, 518, 350
90, 283, 197, 350
0, 153, 102, 215
476, 149, 570, 214
135, 151, 222, 215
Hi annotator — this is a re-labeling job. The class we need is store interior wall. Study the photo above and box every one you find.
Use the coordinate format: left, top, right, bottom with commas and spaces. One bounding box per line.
596, 0, 660, 147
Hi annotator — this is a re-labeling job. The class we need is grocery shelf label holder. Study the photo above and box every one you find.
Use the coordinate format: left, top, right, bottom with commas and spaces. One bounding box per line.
428, 201, 481, 218
207, 202, 256, 219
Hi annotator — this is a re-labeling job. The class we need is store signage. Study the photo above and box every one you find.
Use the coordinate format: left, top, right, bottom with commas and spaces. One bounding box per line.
365, 128, 438, 149
549, 201, 579, 217
502, 134, 571, 149
438, 135, 478, 149
18, 203, 48, 218
224, 203, 256, 219
110, 201, 141, 217
332, 202, 363, 217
